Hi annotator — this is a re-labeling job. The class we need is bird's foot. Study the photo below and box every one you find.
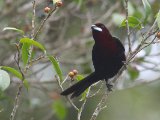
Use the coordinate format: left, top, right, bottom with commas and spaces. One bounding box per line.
106, 83, 113, 91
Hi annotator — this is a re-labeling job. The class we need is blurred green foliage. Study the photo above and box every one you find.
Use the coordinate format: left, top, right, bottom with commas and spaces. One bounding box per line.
0, 0, 160, 120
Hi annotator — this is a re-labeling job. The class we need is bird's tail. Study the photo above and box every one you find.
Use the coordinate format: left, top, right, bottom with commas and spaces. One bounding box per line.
61, 72, 99, 98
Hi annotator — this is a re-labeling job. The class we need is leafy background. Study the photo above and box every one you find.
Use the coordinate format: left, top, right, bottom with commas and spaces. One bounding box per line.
0, 0, 160, 120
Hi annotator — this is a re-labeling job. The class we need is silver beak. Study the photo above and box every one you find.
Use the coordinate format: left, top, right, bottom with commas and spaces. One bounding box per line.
91, 24, 102, 32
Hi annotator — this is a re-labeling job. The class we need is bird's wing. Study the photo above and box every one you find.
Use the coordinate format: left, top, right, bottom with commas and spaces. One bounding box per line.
112, 36, 125, 52
112, 37, 126, 61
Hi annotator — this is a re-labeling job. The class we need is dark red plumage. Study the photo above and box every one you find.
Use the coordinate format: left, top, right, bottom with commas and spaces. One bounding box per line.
61, 23, 126, 98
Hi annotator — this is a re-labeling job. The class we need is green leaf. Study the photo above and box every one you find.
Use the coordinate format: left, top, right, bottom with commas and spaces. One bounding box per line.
121, 16, 143, 29
48, 55, 63, 81
3, 27, 24, 35
23, 79, 30, 91
52, 100, 67, 120
0, 66, 30, 90
0, 70, 10, 91
128, 66, 139, 80
22, 43, 30, 66
0, 66, 22, 80
0, 66, 29, 90
142, 0, 151, 22
133, 10, 143, 19
157, 10, 160, 29
76, 74, 84, 81
20, 38, 46, 53
80, 88, 89, 101
31, 50, 36, 59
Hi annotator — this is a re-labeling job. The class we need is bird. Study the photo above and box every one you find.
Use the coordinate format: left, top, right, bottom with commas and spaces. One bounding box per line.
61, 23, 126, 98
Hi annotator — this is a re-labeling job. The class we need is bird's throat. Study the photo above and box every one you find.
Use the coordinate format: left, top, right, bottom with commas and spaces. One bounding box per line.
94, 34, 117, 54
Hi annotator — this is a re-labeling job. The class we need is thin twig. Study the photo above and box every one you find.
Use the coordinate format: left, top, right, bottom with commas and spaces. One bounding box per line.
25, 4, 57, 72
77, 87, 91, 120
33, 5, 57, 40
29, 54, 45, 63
125, 0, 132, 53
10, 83, 23, 120
61, 75, 69, 85
10, 44, 25, 120
26, 1, 36, 72
26, 4, 57, 71
55, 75, 79, 111
31, 1, 36, 39
90, 91, 110, 120
25, 54, 45, 71
88, 82, 104, 98
67, 96, 79, 111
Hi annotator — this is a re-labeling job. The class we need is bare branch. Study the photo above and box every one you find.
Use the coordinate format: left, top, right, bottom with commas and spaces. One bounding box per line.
10, 44, 25, 120
10, 83, 23, 120
78, 87, 91, 120
88, 82, 104, 98
26, 1, 36, 72
90, 91, 110, 120
125, 0, 132, 53
33, 5, 58, 40
31, 1, 36, 39
55, 75, 79, 111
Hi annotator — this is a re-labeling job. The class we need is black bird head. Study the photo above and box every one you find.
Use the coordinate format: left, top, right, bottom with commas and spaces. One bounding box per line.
91, 23, 112, 45
91, 23, 110, 33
